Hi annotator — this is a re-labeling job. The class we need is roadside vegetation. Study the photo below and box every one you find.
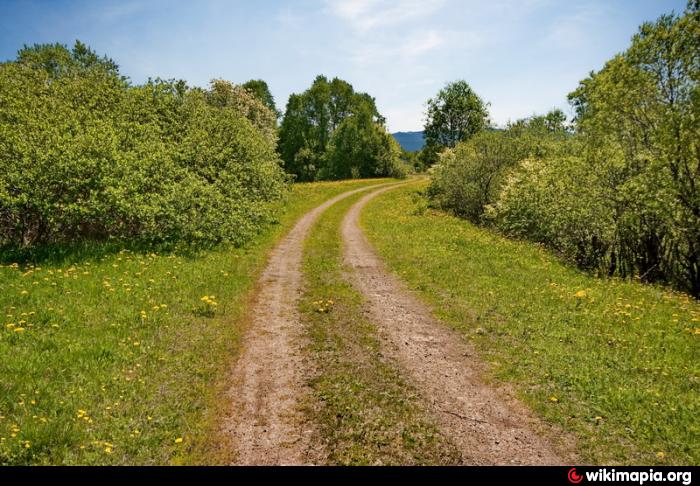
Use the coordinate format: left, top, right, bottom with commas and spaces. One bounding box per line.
424, 4, 699, 297
299, 186, 460, 465
363, 183, 699, 465
1, 0, 697, 467
279, 75, 408, 181
0, 42, 287, 252
0, 179, 385, 465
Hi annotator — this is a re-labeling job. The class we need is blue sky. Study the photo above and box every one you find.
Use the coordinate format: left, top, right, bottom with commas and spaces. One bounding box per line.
0, 0, 687, 131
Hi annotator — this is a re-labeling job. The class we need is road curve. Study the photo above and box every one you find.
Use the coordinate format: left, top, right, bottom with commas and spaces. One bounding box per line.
341, 184, 565, 465
223, 182, 391, 465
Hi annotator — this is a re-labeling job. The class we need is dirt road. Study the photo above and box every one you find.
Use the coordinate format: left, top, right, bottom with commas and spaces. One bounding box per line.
224, 183, 387, 465
225, 181, 565, 465
341, 184, 564, 465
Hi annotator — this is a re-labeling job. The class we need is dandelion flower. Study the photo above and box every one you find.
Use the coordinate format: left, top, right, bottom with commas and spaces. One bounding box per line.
175, 437, 183, 444
574, 290, 587, 298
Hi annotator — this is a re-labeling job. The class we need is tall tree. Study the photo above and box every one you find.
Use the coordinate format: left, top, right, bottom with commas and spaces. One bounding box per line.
325, 102, 403, 179
423, 80, 489, 163
278, 75, 392, 181
17, 40, 121, 79
242, 79, 279, 118
567, 1, 699, 293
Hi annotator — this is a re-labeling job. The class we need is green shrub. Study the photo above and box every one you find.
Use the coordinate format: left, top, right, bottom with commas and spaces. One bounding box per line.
429, 4, 699, 297
428, 113, 569, 223
325, 108, 406, 180
0, 42, 287, 252
488, 152, 617, 270
278, 75, 398, 181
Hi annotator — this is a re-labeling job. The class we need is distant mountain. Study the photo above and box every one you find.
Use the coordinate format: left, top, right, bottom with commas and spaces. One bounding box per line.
392, 131, 425, 152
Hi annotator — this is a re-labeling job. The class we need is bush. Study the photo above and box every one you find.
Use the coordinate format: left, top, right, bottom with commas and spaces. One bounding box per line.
0, 42, 287, 252
324, 108, 407, 180
278, 75, 398, 181
428, 113, 569, 223
488, 152, 617, 270
428, 4, 700, 297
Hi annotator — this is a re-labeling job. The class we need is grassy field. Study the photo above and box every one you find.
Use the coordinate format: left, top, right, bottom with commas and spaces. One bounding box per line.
362, 181, 699, 465
299, 187, 460, 465
0, 178, 388, 465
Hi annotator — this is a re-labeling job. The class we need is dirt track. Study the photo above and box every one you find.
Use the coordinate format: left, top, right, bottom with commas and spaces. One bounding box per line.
341, 184, 564, 465
223, 184, 385, 465
225, 182, 565, 465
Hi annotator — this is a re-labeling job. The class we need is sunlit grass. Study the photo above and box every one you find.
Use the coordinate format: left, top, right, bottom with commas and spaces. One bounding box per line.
362, 181, 699, 465
0, 178, 387, 465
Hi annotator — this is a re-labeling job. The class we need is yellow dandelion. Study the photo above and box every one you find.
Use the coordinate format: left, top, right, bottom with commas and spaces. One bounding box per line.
656, 451, 665, 460
574, 290, 587, 298
548, 396, 559, 403
14, 327, 25, 333
174, 437, 183, 444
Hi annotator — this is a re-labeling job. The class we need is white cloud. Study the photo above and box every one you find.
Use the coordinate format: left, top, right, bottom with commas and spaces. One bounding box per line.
348, 29, 447, 66
545, 3, 609, 49
326, 0, 445, 32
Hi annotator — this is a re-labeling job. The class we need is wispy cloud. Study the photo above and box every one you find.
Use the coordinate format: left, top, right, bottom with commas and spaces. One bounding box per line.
326, 0, 445, 32
546, 2, 610, 49
349, 29, 448, 65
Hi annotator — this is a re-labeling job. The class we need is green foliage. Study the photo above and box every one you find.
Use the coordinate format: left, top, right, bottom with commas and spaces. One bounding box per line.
564, 4, 699, 294
17, 41, 121, 79
241, 79, 279, 118
429, 4, 700, 297
490, 150, 618, 270
399, 148, 422, 173
204, 78, 278, 146
495, 4, 699, 294
423, 80, 489, 161
428, 112, 570, 223
325, 105, 407, 180
0, 42, 287, 253
278, 75, 400, 181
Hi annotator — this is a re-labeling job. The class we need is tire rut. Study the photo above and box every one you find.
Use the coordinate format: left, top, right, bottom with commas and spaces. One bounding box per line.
223, 183, 389, 465
341, 184, 566, 465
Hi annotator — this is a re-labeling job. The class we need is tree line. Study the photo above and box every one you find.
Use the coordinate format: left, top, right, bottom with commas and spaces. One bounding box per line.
279, 75, 406, 181
0, 43, 407, 254
425, 2, 700, 297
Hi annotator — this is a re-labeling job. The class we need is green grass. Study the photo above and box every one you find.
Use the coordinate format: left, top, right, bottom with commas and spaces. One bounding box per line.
300, 187, 461, 465
0, 178, 388, 465
362, 182, 700, 466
